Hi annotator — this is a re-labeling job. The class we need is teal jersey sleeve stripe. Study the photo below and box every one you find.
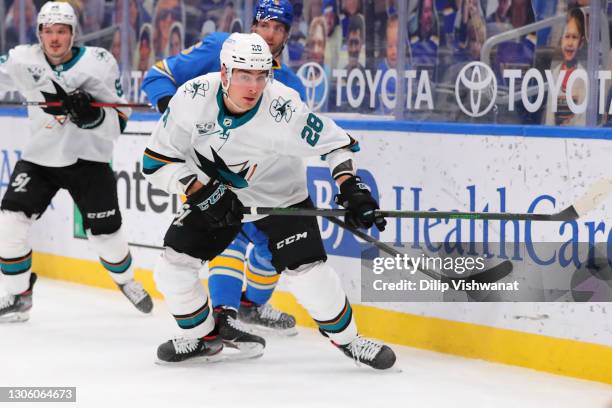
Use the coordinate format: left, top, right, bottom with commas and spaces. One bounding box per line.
142, 148, 185, 175
142, 154, 167, 174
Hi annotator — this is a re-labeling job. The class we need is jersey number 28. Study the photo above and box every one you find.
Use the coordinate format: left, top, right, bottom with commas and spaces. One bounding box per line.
301, 113, 323, 146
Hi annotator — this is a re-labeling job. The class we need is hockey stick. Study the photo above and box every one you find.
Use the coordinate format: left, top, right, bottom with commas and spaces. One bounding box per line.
324, 216, 513, 285
0, 100, 153, 109
123, 131, 155, 136
244, 178, 612, 222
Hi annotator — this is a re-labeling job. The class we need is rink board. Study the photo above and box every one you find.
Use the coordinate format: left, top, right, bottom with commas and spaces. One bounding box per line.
1, 111, 611, 384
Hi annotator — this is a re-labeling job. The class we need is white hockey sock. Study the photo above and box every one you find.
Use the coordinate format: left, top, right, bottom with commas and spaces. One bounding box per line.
154, 248, 214, 338
285, 261, 358, 345
0, 210, 34, 294
87, 228, 133, 285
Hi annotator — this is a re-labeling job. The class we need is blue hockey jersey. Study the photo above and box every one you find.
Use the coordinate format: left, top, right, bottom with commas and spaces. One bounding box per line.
142, 32, 306, 107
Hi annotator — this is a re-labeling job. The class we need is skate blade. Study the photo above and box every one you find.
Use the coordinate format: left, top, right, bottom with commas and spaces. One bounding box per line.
350, 363, 403, 373
0, 312, 30, 323
380, 366, 403, 373
155, 349, 225, 365
221, 341, 265, 360
244, 324, 298, 338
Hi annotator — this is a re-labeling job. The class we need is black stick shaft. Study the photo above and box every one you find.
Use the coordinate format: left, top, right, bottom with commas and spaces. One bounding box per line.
245, 206, 577, 222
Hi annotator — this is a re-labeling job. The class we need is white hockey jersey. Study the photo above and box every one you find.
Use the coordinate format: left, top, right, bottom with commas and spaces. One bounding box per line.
0, 45, 131, 167
143, 73, 357, 221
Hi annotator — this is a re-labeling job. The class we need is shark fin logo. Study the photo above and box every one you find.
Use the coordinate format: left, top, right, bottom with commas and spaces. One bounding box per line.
183, 80, 209, 99
95, 49, 110, 62
40, 80, 68, 116
194, 147, 250, 189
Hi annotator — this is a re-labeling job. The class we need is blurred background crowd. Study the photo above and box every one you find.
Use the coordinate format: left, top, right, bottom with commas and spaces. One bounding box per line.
1, 0, 611, 126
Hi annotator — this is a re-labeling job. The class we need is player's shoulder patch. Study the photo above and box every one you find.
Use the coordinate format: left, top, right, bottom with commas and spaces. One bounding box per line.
180, 72, 219, 98
90, 47, 112, 62
265, 81, 301, 125
73, 47, 118, 80
80, 47, 118, 76
268, 94, 297, 124
181, 77, 211, 100
84, 46, 116, 65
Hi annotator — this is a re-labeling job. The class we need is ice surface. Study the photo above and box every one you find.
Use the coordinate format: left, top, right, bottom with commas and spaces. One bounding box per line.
0, 278, 610, 408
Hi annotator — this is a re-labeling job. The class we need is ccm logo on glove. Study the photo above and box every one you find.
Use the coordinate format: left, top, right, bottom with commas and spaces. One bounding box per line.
195, 183, 227, 211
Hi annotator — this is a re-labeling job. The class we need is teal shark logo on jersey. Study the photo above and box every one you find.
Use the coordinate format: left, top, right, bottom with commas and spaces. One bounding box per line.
269, 96, 295, 123
193, 147, 249, 189
0, 55, 8, 64
184, 80, 210, 99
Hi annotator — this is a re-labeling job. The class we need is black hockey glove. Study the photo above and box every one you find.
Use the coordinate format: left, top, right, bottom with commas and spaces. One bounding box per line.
157, 95, 172, 113
187, 180, 243, 229
336, 175, 386, 231
64, 89, 105, 129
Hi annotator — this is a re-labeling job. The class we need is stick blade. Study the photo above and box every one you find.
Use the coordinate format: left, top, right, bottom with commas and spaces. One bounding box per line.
549, 206, 579, 222
571, 178, 612, 218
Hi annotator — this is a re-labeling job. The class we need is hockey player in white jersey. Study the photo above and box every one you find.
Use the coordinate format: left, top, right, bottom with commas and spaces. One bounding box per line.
0, 1, 153, 322
143, 32, 396, 369
142, 0, 303, 338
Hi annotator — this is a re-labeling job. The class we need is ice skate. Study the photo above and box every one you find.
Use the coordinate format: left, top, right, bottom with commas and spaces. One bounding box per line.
0, 273, 37, 323
334, 336, 396, 370
215, 307, 266, 359
239, 299, 298, 337
156, 332, 223, 364
117, 280, 153, 314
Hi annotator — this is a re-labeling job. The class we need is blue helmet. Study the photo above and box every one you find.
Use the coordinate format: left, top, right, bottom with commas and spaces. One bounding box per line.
254, 0, 294, 28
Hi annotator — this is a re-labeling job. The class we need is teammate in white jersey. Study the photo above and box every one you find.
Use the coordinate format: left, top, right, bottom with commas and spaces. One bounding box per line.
143, 32, 396, 369
0, 2, 152, 322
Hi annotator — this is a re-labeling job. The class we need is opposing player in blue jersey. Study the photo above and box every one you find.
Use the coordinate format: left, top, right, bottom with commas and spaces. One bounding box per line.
142, 0, 304, 339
